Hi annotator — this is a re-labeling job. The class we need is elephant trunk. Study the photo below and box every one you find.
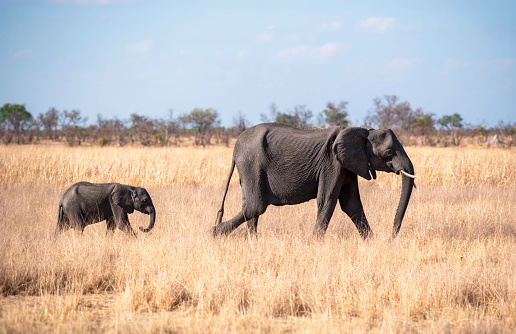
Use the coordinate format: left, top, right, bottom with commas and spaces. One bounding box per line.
139, 208, 156, 233
392, 161, 415, 239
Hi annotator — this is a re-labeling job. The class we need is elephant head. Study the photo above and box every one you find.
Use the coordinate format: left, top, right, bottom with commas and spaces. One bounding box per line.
333, 127, 416, 238
113, 185, 156, 233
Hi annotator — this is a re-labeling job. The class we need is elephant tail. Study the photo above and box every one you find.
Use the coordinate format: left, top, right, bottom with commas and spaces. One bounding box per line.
214, 158, 236, 226
57, 202, 65, 225
54, 203, 65, 239
59, 203, 64, 218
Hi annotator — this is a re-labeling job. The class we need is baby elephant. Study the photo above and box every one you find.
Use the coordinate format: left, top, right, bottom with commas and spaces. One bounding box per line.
55, 182, 156, 237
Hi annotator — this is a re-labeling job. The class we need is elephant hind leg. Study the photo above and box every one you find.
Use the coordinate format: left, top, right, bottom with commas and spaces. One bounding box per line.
212, 207, 265, 237
212, 180, 269, 236
212, 211, 247, 236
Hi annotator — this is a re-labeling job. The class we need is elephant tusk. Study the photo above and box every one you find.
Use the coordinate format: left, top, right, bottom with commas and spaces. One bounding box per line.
400, 170, 417, 179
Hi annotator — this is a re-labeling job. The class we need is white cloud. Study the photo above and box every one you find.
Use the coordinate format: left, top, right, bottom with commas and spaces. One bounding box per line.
441, 59, 463, 75
237, 49, 246, 59
14, 50, 32, 59
401, 20, 421, 33
492, 58, 515, 70
258, 31, 274, 42
385, 57, 423, 74
321, 21, 342, 32
278, 42, 345, 61
357, 57, 423, 78
258, 25, 276, 42
123, 40, 152, 54
442, 58, 515, 75
355, 17, 396, 34
286, 33, 300, 43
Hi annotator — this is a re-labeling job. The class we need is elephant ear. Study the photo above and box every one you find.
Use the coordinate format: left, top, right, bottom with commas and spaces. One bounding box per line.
332, 127, 371, 180
112, 184, 135, 213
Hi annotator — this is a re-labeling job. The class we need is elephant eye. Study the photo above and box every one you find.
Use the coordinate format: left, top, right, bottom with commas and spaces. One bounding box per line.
381, 149, 395, 158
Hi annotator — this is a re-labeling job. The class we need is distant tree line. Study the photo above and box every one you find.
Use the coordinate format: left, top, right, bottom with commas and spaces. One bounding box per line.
1, 96, 515, 147
0, 104, 233, 147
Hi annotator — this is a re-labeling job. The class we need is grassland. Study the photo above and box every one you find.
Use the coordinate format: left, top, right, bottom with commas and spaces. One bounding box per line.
0, 144, 515, 333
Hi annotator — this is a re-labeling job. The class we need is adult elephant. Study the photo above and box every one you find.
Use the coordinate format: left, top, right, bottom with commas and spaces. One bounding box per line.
212, 123, 416, 239
55, 182, 156, 237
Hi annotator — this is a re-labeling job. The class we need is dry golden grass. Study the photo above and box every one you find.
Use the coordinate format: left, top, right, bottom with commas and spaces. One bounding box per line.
0, 145, 232, 188
1, 145, 515, 188
0, 144, 515, 333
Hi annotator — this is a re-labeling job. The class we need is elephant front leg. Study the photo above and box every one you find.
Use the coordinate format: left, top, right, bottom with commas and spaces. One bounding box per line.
344, 208, 372, 239
112, 207, 137, 238
118, 220, 137, 238
313, 197, 339, 238
339, 177, 373, 239
106, 217, 116, 236
119, 222, 137, 238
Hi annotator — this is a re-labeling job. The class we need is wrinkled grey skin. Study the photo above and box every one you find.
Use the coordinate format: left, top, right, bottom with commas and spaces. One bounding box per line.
54, 182, 156, 237
212, 123, 415, 239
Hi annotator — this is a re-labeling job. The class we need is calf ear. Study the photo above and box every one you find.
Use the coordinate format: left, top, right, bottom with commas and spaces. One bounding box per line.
112, 184, 135, 213
332, 127, 371, 180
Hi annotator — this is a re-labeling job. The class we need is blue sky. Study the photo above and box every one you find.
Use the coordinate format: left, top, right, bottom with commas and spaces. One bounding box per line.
1, 0, 515, 127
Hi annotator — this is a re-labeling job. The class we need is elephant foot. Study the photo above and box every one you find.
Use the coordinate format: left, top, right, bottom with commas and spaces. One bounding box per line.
215, 210, 224, 226
312, 225, 328, 239
360, 228, 374, 240
211, 224, 231, 237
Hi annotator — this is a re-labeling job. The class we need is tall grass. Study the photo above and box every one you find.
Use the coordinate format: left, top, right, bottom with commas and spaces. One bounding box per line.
1, 145, 514, 187
0, 144, 515, 333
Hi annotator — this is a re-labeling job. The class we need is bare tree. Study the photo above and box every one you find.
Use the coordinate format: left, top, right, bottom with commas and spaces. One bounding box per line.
38, 108, 60, 141
164, 109, 179, 146
62, 109, 86, 145
292, 105, 313, 128
365, 95, 413, 133
222, 111, 250, 144
232, 110, 249, 134
261, 103, 278, 123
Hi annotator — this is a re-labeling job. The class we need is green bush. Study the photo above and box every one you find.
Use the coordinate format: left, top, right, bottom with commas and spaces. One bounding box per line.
98, 137, 109, 147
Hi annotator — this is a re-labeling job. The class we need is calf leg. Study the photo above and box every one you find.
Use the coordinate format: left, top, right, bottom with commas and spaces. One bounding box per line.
246, 217, 259, 237
112, 206, 137, 238
66, 211, 86, 233
106, 217, 116, 235
54, 213, 71, 238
